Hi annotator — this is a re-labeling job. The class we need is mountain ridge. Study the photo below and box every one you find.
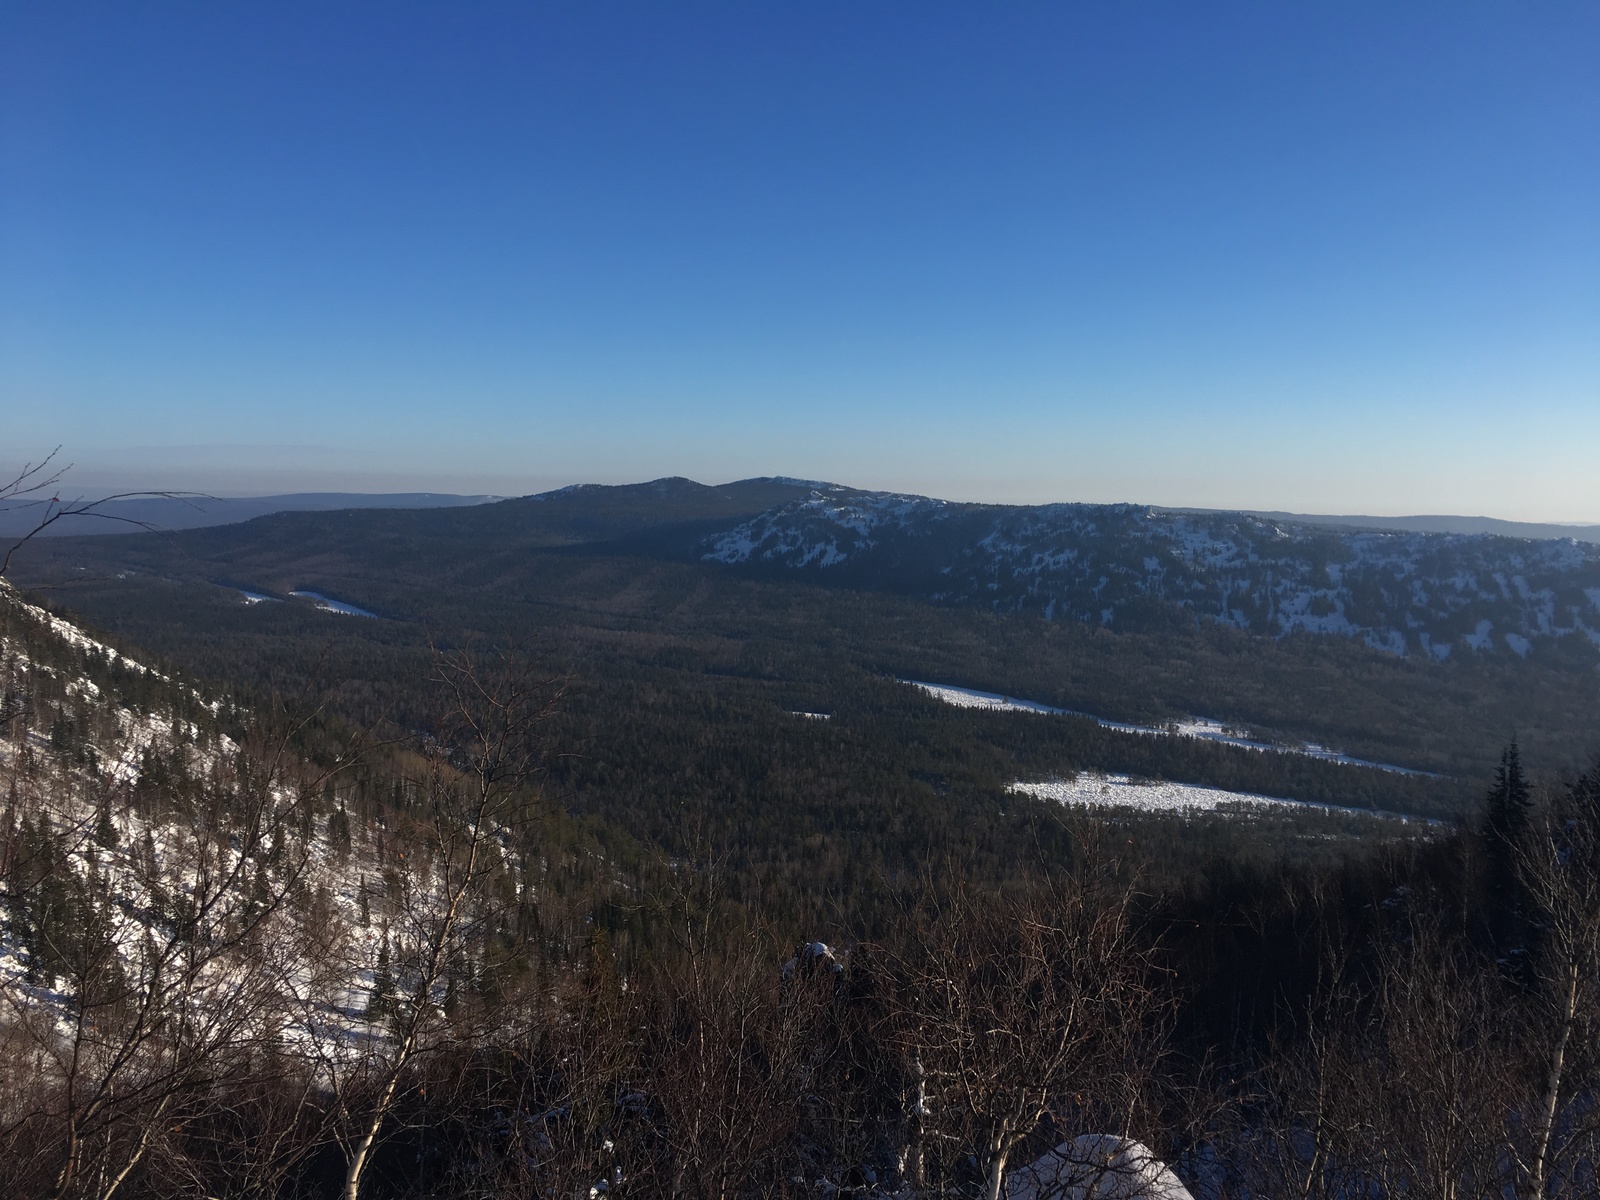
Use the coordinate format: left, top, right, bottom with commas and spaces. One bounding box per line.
0, 491, 500, 538
10, 475, 1594, 545
1178, 507, 1600, 544
12, 477, 1600, 675
691, 487, 1600, 662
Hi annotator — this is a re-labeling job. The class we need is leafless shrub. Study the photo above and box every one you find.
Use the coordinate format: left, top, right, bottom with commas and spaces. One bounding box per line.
1509, 767, 1600, 1200
880, 836, 1172, 1200
0, 449, 199, 579
313, 639, 564, 1200
0, 704, 346, 1200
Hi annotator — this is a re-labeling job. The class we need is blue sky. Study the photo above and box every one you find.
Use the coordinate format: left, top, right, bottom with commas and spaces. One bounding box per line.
3, 2, 1597, 518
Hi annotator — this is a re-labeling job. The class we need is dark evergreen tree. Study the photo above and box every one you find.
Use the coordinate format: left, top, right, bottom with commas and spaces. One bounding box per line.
1482, 738, 1532, 952
1483, 740, 1531, 846
93, 798, 117, 850
1571, 758, 1600, 815
328, 801, 352, 857
367, 936, 395, 1022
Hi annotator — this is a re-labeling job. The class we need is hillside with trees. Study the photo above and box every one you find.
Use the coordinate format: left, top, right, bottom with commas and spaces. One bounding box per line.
4, 584, 1600, 1198
4, 478, 1600, 1196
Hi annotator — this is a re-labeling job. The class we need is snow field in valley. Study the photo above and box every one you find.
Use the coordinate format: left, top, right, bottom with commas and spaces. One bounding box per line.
1009, 774, 1435, 825
903, 680, 1437, 776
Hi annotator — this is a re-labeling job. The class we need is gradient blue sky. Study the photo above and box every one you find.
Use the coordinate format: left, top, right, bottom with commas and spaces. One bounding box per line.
3, 3, 1597, 518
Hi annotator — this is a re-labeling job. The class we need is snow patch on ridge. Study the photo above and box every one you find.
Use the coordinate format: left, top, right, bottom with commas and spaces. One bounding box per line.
695, 494, 1600, 661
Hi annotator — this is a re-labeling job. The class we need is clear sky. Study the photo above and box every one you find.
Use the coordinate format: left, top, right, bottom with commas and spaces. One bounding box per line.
3, 3, 1597, 519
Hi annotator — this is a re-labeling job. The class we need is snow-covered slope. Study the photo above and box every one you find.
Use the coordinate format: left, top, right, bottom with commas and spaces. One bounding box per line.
0, 585, 391, 1058
701, 488, 1600, 659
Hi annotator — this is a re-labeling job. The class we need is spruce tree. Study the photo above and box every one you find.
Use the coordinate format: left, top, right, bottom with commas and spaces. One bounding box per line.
367, 936, 395, 1022
94, 799, 117, 850
327, 802, 352, 858
1482, 739, 1532, 951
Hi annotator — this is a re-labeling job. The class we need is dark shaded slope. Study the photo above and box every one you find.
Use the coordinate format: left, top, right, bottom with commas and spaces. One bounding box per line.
22, 476, 816, 594
9, 477, 1599, 783
0, 492, 496, 538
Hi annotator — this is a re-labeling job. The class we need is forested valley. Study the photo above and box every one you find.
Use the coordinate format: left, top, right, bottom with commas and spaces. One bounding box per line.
3, 485, 1600, 1199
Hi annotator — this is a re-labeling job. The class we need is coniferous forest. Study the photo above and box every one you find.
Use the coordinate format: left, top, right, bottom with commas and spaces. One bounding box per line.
3, 488, 1600, 1200
7, 0, 1599, 1194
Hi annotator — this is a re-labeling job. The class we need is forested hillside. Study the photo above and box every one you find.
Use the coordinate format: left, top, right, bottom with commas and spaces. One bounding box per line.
10, 478, 1598, 785
699, 487, 1600, 660
5, 579, 1600, 1199
7, 478, 1600, 1198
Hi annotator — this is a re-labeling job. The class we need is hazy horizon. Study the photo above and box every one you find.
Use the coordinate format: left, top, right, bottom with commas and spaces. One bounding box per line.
5, 4, 1596, 522
11, 456, 1600, 529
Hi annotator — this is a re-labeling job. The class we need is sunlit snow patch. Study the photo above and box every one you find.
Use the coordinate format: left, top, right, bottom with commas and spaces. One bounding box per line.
290, 590, 378, 618
903, 680, 1437, 776
902, 680, 1077, 718
1011, 775, 1434, 824
238, 589, 279, 604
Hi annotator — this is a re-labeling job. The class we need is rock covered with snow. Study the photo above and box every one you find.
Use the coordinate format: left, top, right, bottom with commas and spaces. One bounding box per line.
782, 940, 843, 981
1004, 1136, 1194, 1200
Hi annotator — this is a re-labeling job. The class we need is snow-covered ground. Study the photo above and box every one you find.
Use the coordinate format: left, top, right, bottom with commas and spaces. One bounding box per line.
905, 680, 1076, 718
2, 580, 170, 683
903, 680, 1437, 776
1011, 774, 1437, 825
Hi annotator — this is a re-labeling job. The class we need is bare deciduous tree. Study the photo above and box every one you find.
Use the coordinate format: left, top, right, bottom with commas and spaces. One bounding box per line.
1512, 766, 1600, 1200
0, 700, 347, 1200
323, 640, 563, 1200
1362, 914, 1512, 1200
1239, 948, 1371, 1200
884, 843, 1169, 1200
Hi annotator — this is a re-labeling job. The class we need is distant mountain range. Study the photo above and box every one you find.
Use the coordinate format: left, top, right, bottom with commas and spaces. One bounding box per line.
11, 473, 1600, 776
5, 483, 1594, 545
0, 491, 499, 537
9, 476, 1600, 664
1191, 509, 1600, 545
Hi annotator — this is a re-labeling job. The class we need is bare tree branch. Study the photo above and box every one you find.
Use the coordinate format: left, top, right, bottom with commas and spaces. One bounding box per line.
0, 447, 208, 578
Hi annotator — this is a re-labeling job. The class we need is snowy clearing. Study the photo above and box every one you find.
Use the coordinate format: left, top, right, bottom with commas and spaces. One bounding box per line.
1011, 774, 1438, 825
903, 680, 1437, 776
289, 590, 379, 618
